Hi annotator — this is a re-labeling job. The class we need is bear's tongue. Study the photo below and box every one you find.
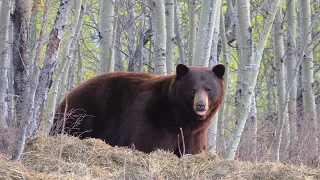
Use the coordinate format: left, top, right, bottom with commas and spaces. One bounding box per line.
196, 110, 206, 116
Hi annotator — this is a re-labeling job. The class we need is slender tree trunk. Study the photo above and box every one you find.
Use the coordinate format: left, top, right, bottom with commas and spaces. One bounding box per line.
187, 0, 196, 65
59, 51, 75, 100
7, 23, 14, 124
151, 0, 167, 75
207, 2, 222, 154
239, 93, 258, 161
273, 8, 289, 162
68, 46, 77, 90
127, 0, 138, 72
217, 7, 230, 156
115, 18, 124, 71
233, 0, 256, 161
225, 0, 237, 44
100, 0, 115, 73
0, 0, 11, 128
192, 0, 221, 66
11, 0, 32, 161
299, 0, 318, 159
165, 0, 174, 74
133, 0, 147, 72
174, 0, 186, 64
109, 5, 119, 72
235, 0, 253, 125
147, 16, 154, 73
32, 0, 74, 135
247, 94, 257, 162
28, 0, 38, 78
286, 0, 298, 162
227, 0, 281, 160
209, 9, 221, 67
77, 43, 83, 84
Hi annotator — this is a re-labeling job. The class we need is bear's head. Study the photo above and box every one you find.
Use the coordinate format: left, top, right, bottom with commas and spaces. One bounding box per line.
170, 64, 225, 120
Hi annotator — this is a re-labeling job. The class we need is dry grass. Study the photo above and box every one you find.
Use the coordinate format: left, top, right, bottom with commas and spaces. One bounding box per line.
0, 134, 319, 180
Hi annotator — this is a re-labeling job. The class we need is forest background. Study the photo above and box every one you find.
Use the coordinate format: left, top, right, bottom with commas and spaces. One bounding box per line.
0, 0, 319, 165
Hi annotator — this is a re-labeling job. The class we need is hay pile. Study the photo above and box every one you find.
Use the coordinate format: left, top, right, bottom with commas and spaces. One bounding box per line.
0, 134, 319, 179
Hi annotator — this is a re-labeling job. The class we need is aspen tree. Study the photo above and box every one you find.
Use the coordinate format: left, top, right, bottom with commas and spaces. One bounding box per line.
0, 0, 11, 128
227, 0, 282, 160
100, 0, 115, 73
151, 0, 167, 75
165, 0, 174, 74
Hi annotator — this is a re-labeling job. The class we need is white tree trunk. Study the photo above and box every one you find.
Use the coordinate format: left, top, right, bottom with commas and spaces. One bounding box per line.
151, 0, 167, 75
0, 0, 11, 128
273, 8, 290, 161
286, 0, 298, 161
6, 23, 14, 124
100, 0, 115, 73
165, 0, 174, 74
174, 0, 186, 64
273, 7, 290, 162
247, 94, 257, 162
217, 7, 230, 156
299, 0, 318, 158
233, 0, 256, 161
234, 0, 253, 123
227, 0, 282, 160
209, 9, 221, 67
127, 0, 138, 72
207, 3, 222, 154
225, 0, 237, 42
192, 0, 221, 66
77, 43, 83, 84
187, 0, 196, 65
67, 46, 77, 90
115, 18, 123, 71
58, 57, 72, 102
109, 5, 118, 73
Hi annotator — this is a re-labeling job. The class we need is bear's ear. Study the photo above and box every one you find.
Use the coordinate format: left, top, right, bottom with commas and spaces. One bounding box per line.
212, 64, 225, 79
176, 64, 189, 80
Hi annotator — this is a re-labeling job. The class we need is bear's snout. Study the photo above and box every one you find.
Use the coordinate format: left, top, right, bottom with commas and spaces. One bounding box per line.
196, 101, 206, 111
193, 90, 209, 117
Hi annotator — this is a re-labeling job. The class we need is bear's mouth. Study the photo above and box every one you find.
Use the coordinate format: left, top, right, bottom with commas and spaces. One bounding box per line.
196, 110, 207, 116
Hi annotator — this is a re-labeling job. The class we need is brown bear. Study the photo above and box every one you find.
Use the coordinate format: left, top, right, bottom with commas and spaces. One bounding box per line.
50, 64, 225, 156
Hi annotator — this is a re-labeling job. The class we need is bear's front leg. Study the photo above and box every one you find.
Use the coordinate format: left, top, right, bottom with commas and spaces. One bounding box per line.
189, 129, 208, 154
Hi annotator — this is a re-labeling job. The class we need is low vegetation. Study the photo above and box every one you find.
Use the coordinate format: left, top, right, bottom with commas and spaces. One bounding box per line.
0, 134, 319, 179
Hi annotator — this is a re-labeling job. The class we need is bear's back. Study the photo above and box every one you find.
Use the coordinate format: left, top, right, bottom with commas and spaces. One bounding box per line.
51, 72, 170, 140
61, 72, 159, 109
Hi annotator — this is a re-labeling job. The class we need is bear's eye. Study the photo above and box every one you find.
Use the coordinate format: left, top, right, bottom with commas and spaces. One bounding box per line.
206, 89, 212, 94
190, 89, 196, 95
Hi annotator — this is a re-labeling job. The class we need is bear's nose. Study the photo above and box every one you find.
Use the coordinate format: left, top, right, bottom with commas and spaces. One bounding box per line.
196, 101, 206, 110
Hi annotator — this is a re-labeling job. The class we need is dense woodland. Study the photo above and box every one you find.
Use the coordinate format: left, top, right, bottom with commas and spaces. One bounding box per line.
0, 0, 319, 165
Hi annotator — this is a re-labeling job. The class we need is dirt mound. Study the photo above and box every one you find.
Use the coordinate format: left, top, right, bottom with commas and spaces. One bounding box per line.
0, 134, 319, 179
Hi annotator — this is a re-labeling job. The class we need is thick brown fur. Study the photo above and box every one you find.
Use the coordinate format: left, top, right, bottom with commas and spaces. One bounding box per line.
50, 64, 225, 156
